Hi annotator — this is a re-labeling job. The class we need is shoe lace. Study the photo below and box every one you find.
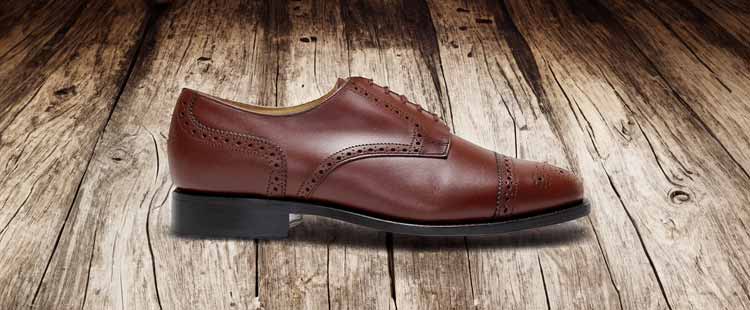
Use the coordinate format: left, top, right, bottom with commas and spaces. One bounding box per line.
367, 79, 443, 123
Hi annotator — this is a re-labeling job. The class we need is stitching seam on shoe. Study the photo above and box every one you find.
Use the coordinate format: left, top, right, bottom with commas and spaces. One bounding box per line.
508, 159, 517, 216
297, 142, 424, 197
494, 153, 502, 218
177, 95, 287, 197
349, 83, 424, 146
297, 82, 452, 198
493, 154, 513, 218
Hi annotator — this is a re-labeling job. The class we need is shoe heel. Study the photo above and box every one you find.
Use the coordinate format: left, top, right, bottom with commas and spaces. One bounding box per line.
171, 191, 290, 239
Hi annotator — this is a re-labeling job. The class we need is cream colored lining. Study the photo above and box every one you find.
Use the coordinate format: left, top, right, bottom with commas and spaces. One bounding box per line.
195, 81, 344, 116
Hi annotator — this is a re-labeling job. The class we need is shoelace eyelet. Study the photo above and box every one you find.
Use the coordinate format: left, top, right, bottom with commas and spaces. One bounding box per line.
366, 79, 442, 123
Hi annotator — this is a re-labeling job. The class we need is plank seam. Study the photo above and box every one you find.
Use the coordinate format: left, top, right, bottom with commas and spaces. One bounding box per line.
602, 164, 673, 310
609, 0, 750, 182
28, 4, 160, 308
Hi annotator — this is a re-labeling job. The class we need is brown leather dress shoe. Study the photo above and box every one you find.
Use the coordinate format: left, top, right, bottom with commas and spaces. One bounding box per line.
167, 77, 589, 238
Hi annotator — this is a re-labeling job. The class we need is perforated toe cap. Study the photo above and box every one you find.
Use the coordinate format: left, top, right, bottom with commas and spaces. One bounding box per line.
495, 156, 584, 218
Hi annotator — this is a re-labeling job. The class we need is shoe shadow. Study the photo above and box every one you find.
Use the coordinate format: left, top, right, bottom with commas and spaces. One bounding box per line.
288, 216, 590, 250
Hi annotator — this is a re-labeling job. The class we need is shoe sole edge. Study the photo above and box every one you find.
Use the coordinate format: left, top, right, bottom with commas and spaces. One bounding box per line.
171, 190, 591, 238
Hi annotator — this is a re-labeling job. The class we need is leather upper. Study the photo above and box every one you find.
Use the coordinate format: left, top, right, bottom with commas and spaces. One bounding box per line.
167, 77, 584, 223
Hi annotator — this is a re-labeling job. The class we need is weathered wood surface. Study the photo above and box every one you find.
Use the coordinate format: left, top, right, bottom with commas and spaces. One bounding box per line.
343, 1, 476, 309
33, 1, 281, 309
0, 1, 149, 308
505, 1, 750, 309
430, 1, 624, 309
1, 0, 750, 309
256, 1, 393, 309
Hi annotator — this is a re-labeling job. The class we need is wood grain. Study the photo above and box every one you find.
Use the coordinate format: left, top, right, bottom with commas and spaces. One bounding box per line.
340, 1, 475, 308
1, 0, 750, 309
506, 0, 750, 309
31, 1, 277, 309
601, 0, 750, 174
0, 1, 148, 308
686, 0, 750, 50
428, 0, 626, 309
257, 1, 394, 309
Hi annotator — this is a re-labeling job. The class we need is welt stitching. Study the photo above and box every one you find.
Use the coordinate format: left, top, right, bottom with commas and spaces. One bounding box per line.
179, 96, 287, 196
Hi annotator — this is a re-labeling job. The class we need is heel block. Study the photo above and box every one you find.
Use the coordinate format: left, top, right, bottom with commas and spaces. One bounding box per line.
171, 191, 290, 239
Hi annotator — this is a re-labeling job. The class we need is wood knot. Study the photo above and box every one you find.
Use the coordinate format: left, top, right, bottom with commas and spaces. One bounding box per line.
300, 36, 317, 43
110, 149, 128, 162
53, 85, 77, 97
668, 189, 690, 204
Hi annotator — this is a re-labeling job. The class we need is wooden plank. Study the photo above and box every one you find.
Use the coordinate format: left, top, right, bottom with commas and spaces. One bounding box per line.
31, 1, 278, 309
337, 0, 477, 308
687, 0, 750, 48
600, 0, 750, 174
505, 0, 750, 309
427, 0, 629, 309
257, 1, 394, 309
0, 1, 149, 308
0, 1, 88, 115
3, 1, 748, 309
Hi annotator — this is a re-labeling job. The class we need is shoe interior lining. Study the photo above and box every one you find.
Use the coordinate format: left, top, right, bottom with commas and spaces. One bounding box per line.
192, 79, 346, 116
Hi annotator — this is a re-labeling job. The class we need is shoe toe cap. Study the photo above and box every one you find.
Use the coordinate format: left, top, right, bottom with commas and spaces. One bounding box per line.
502, 158, 584, 217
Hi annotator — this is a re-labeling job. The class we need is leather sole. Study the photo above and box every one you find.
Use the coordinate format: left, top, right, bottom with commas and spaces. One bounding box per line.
171, 190, 591, 238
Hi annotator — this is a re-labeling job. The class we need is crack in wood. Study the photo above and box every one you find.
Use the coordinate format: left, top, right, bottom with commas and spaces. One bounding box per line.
590, 0, 750, 183
596, 65, 690, 187
79, 215, 99, 310
602, 168, 674, 310
4, 1, 750, 308
401, 0, 452, 123
0, 173, 40, 239
477, 35, 519, 156
0, 1, 89, 118
26, 5, 159, 308
587, 216, 625, 310
463, 237, 476, 307
145, 133, 164, 310
546, 61, 604, 160
623, 30, 750, 181
496, 0, 545, 117
326, 241, 332, 310
30, 153, 97, 308
386, 233, 398, 309
537, 255, 551, 310
639, 2, 734, 93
